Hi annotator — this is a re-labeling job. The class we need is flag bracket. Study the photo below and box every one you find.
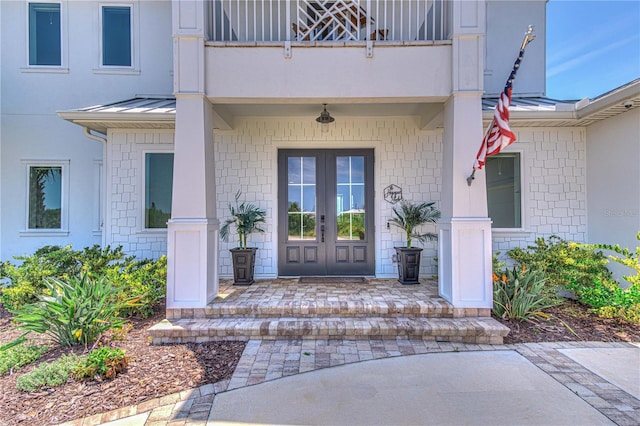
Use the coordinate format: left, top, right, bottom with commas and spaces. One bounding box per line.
466, 169, 476, 186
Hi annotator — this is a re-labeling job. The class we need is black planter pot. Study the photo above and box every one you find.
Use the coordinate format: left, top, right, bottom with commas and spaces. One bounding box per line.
395, 247, 423, 285
230, 247, 258, 285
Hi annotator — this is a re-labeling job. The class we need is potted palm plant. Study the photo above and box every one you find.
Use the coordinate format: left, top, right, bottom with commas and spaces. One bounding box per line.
389, 200, 440, 284
220, 191, 267, 285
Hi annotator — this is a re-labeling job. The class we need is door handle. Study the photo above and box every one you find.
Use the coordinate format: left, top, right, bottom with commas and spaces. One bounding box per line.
320, 215, 325, 242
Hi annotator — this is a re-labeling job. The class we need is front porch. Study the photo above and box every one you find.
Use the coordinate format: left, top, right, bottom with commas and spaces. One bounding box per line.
149, 279, 509, 344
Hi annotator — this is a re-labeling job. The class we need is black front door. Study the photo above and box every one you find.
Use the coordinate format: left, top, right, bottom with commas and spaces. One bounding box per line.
278, 149, 375, 276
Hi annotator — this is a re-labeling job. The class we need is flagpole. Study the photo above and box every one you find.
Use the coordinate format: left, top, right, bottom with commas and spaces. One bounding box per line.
467, 25, 536, 186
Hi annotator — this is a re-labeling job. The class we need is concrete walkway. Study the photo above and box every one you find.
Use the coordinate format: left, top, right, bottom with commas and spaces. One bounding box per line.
61, 340, 640, 426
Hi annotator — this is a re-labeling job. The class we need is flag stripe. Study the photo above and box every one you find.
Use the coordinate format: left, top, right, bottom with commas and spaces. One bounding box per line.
474, 50, 524, 170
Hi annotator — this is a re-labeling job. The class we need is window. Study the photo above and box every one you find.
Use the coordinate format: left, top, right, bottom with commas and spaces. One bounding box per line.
486, 153, 522, 229
145, 153, 173, 229
28, 3, 61, 66
102, 5, 132, 67
26, 162, 69, 231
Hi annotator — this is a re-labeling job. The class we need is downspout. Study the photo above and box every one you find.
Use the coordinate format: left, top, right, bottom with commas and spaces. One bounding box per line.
83, 127, 107, 247
83, 127, 107, 144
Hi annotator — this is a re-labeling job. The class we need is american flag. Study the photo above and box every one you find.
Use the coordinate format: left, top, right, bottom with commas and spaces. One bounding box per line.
473, 84, 516, 170
473, 27, 535, 171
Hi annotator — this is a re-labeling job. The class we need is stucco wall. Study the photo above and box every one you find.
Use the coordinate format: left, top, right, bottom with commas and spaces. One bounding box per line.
586, 108, 640, 251
0, 0, 173, 260
106, 121, 590, 279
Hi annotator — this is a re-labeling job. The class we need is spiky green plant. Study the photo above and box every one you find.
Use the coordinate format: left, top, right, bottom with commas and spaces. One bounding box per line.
492, 267, 560, 321
11, 273, 139, 347
388, 201, 440, 248
220, 191, 267, 249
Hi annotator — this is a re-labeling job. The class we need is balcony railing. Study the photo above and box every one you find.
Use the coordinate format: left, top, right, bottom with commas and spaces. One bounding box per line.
208, 0, 449, 42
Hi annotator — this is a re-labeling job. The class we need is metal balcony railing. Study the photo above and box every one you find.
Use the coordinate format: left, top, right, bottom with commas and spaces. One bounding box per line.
208, 0, 449, 42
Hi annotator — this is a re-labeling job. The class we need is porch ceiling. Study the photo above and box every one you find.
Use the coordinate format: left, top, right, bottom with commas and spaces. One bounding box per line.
213, 102, 431, 118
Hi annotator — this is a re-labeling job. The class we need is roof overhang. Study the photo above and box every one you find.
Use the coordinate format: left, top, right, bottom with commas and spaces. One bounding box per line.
60, 80, 640, 135
57, 97, 178, 135
485, 79, 640, 127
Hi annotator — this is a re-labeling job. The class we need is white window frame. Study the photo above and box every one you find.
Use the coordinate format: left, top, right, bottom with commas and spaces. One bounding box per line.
96, 2, 140, 74
22, 0, 69, 73
487, 149, 528, 234
21, 159, 70, 236
139, 148, 174, 234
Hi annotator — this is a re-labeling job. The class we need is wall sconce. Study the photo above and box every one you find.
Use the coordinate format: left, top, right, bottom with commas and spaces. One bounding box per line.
316, 104, 335, 133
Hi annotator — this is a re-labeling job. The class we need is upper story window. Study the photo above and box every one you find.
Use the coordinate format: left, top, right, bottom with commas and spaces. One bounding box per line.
28, 2, 61, 66
486, 153, 522, 229
101, 5, 132, 67
145, 153, 173, 229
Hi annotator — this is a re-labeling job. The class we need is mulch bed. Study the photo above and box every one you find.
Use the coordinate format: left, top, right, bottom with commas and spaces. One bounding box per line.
495, 299, 640, 344
0, 299, 638, 425
0, 306, 245, 426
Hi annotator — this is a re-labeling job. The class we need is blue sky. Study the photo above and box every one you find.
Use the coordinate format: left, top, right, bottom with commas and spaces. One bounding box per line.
546, 0, 640, 100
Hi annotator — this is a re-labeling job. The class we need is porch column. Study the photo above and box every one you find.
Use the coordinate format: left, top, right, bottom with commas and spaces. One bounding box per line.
437, 0, 492, 311
166, 0, 219, 309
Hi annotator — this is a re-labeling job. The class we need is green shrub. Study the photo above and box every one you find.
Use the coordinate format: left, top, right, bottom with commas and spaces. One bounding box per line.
591, 232, 640, 288
568, 277, 640, 323
105, 255, 167, 318
508, 235, 640, 323
16, 353, 80, 392
596, 303, 640, 323
0, 341, 49, 376
492, 267, 560, 321
493, 252, 506, 273
507, 236, 612, 293
0, 245, 166, 317
0, 245, 123, 311
0, 245, 79, 310
75, 347, 130, 380
12, 274, 138, 347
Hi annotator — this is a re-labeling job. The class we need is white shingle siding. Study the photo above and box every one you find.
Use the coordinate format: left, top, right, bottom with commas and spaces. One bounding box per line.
106, 130, 173, 259
492, 128, 587, 262
106, 123, 587, 276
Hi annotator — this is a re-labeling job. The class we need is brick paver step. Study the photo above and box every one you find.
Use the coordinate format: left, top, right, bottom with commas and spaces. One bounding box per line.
149, 316, 510, 345
170, 299, 454, 319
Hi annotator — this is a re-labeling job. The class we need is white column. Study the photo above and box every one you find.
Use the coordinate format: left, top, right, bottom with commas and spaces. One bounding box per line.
437, 0, 493, 310
166, 0, 219, 309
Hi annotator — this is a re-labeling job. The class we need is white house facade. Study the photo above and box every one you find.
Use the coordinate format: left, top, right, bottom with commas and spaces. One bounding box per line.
2, 1, 639, 318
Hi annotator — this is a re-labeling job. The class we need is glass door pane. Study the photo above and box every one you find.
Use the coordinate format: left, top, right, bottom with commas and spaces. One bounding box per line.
287, 157, 317, 240
336, 156, 366, 240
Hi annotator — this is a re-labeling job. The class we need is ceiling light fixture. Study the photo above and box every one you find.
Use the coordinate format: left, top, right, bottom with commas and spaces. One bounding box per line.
316, 104, 335, 133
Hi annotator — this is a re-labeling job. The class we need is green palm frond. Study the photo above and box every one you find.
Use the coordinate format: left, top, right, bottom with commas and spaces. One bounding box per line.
220, 191, 267, 249
388, 201, 441, 248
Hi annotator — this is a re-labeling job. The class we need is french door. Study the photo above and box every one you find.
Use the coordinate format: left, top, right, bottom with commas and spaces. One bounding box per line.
278, 149, 375, 276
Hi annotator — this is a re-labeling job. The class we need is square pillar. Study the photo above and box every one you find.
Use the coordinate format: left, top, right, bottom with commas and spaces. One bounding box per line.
166, 96, 219, 309
438, 218, 492, 308
437, 1, 492, 310
167, 218, 219, 308
438, 95, 493, 309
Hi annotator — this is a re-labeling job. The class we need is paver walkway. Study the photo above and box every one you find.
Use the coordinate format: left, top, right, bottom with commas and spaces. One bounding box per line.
60, 340, 639, 426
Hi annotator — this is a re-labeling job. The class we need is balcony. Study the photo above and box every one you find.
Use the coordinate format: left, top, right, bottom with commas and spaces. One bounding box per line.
204, 0, 453, 105
208, 0, 450, 43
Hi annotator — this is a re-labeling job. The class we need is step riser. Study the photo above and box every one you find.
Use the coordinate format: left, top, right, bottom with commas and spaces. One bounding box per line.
166, 303, 467, 320
149, 318, 509, 345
